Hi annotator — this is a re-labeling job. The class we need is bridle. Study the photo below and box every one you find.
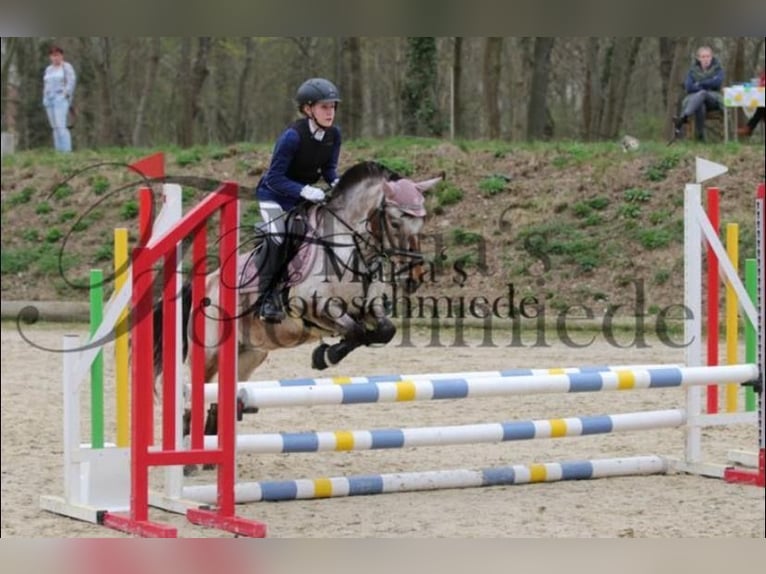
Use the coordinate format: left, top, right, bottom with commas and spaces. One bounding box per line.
318, 193, 426, 288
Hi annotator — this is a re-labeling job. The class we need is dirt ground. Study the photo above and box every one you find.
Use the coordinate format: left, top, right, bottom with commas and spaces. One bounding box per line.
1, 321, 763, 538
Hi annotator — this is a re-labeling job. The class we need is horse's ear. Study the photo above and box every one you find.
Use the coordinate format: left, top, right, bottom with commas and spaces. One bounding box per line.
414, 173, 445, 193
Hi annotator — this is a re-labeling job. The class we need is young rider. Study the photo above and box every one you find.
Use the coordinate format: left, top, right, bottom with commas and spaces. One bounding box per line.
254, 78, 342, 323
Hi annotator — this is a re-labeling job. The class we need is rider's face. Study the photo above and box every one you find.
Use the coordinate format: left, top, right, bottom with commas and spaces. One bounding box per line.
310, 101, 336, 128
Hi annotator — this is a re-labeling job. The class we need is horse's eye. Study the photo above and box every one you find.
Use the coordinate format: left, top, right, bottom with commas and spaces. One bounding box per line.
390, 220, 401, 229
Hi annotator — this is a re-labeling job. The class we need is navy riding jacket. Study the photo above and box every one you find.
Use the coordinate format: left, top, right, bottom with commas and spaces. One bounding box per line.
255, 118, 341, 210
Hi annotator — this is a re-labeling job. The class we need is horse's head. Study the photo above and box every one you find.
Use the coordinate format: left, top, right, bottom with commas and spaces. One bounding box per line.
378, 174, 443, 294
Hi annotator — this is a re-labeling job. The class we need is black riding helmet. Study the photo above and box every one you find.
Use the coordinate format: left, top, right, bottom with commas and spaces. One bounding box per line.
295, 78, 341, 108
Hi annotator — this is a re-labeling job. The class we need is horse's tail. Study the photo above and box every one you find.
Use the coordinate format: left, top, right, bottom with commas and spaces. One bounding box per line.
153, 281, 192, 379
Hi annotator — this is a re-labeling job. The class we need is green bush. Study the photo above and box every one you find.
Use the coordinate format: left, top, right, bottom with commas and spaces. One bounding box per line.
1, 249, 37, 273
479, 175, 507, 196
175, 149, 203, 167
624, 188, 652, 203
645, 154, 680, 182
7, 186, 35, 206
582, 213, 604, 227
617, 204, 642, 219
435, 183, 463, 207
22, 229, 40, 241
35, 202, 53, 215
451, 228, 482, 245
94, 243, 113, 262
377, 157, 414, 176
654, 269, 671, 285
45, 228, 63, 243
52, 184, 73, 200
586, 196, 609, 210
89, 175, 110, 196
637, 228, 672, 249
121, 200, 139, 219
571, 202, 592, 218
59, 210, 77, 222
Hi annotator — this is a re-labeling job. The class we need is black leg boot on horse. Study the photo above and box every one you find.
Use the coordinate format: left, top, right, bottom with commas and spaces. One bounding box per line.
255, 236, 288, 323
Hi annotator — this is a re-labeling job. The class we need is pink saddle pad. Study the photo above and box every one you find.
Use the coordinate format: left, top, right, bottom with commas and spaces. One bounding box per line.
236, 207, 320, 294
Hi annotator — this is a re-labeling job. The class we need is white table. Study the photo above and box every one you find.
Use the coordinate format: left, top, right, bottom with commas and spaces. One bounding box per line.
722, 85, 765, 142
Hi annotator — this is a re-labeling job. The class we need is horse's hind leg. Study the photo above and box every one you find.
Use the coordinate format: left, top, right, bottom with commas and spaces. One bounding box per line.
197, 346, 267, 471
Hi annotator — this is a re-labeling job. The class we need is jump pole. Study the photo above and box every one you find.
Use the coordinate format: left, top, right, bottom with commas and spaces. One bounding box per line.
184, 456, 668, 504
161, 364, 758, 508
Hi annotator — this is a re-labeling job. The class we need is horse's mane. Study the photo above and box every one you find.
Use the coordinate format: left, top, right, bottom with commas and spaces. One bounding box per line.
332, 161, 401, 198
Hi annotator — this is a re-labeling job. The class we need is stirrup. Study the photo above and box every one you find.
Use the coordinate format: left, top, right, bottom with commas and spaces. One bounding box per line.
258, 293, 285, 323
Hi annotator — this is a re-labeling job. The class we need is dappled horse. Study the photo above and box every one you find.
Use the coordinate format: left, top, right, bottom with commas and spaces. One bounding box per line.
153, 161, 443, 464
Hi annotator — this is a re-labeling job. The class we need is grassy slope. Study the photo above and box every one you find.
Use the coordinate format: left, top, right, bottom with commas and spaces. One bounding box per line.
1, 138, 764, 320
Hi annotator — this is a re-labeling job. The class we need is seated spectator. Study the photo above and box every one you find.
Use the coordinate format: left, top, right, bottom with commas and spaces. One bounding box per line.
672, 45, 724, 142
737, 68, 765, 138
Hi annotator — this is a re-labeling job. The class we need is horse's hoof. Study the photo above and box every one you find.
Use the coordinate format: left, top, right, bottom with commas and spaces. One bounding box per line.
312, 343, 330, 370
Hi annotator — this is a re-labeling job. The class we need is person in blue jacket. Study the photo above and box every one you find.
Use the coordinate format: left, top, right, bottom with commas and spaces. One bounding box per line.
254, 78, 342, 323
672, 46, 725, 142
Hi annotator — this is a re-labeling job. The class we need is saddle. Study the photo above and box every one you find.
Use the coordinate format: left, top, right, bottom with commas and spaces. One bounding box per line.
237, 206, 321, 295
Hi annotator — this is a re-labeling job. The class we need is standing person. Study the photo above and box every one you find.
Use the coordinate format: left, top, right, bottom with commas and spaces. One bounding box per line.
737, 68, 765, 138
253, 77, 342, 323
42, 45, 76, 152
672, 45, 725, 142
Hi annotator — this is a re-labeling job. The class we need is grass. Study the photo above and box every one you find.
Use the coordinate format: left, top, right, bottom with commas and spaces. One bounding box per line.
1, 138, 761, 311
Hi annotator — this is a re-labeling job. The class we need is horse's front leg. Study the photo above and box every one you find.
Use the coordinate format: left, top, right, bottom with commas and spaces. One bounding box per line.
311, 313, 367, 370
362, 315, 396, 345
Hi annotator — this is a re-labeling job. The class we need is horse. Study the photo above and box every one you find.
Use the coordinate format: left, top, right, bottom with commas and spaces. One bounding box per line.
152, 161, 443, 454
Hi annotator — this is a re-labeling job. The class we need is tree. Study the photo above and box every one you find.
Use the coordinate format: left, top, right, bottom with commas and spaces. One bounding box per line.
343, 37, 363, 140
526, 37, 555, 141
178, 37, 212, 148
664, 37, 692, 140
658, 38, 677, 110
600, 37, 643, 138
452, 37, 464, 139
401, 37, 441, 136
483, 37, 502, 139
132, 38, 161, 147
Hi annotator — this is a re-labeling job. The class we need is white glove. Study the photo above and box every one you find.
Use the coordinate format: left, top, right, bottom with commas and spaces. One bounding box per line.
331, 178, 340, 188
300, 185, 325, 203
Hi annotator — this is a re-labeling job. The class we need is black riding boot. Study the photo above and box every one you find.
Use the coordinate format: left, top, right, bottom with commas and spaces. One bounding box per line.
255, 238, 287, 323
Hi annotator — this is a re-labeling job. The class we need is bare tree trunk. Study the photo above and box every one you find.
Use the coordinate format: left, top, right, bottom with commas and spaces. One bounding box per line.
509, 37, 533, 140
749, 37, 764, 75
131, 38, 160, 147
731, 37, 746, 83
601, 37, 643, 138
345, 37, 363, 140
233, 37, 255, 142
526, 37, 555, 141
582, 37, 600, 140
179, 37, 212, 148
83, 37, 121, 147
452, 37, 464, 139
483, 37, 502, 139
291, 37, 318, 78
1, 38, 19, 133
658, 37, 677, 109
664, 37, 692, 140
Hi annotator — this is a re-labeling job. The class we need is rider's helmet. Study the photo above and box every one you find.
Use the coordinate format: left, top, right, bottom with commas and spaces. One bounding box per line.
295, 78, 341, 109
